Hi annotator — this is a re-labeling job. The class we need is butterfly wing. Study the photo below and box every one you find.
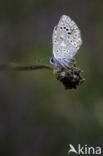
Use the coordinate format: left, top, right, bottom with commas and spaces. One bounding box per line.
52, 15, 82, 66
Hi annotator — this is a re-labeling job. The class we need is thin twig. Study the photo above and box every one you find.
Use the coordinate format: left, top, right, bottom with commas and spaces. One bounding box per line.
0, 63, 53, 71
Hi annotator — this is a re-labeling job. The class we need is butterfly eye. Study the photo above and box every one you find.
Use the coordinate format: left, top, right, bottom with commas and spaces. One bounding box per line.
51, 58, 53, 62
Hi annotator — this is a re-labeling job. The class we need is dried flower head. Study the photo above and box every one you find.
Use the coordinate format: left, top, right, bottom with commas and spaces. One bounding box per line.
53, 59, 85, 89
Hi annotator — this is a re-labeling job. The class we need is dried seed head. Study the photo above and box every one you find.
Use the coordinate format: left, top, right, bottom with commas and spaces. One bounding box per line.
53, 59, 85, 89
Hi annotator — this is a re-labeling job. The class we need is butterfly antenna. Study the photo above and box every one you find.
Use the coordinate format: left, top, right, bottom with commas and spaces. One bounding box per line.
38, 57, 49, 64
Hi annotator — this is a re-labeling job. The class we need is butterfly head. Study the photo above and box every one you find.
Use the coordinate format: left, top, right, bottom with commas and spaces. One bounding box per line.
48, 57, 61, 67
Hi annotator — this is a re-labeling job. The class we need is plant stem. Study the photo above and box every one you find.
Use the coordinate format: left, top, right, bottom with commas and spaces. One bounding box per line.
0, 63, 53, 71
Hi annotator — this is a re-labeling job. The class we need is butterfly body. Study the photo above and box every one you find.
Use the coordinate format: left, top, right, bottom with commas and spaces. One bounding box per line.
49, 15, 82, 67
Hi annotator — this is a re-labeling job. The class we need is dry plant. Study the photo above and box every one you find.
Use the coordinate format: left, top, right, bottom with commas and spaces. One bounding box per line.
0, 59, 85, 89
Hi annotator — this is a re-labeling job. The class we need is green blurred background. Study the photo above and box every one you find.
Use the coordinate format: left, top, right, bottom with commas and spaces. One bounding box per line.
0, 0, 103, 155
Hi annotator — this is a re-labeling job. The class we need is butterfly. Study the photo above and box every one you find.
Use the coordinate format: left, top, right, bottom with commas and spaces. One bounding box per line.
49, 15, 82, 67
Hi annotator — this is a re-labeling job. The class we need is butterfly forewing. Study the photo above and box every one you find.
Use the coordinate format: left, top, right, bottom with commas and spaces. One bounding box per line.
52, 15, 82, 66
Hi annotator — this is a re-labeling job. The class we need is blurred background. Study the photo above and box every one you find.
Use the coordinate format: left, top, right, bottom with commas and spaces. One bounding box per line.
0, 0, 103, 155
